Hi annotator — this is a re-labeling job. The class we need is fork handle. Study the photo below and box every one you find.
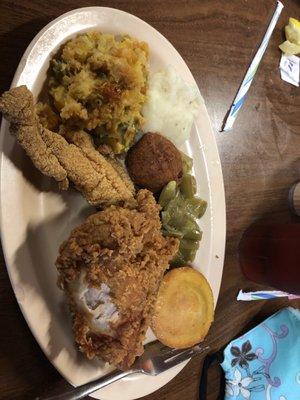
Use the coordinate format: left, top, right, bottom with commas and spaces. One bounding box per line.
37, 369, 134, 400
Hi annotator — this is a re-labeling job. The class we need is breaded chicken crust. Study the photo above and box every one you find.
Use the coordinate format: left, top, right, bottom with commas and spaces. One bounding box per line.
0, 85, 134, 205
56, 190, 179, 369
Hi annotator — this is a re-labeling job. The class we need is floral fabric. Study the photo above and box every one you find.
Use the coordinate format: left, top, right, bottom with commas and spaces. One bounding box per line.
221, 307, 300, 400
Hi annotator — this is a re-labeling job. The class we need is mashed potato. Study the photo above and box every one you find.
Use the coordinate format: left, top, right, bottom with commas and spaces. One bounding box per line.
142, 66, 202, 146
38, 32, 149, 153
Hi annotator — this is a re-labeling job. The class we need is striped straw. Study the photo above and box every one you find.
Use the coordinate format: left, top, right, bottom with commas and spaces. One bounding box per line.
222, 1, 284, 132
237, 290, 300, 301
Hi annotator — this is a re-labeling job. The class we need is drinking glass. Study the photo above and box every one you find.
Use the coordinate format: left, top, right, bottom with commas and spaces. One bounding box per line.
239, 223, 300, 295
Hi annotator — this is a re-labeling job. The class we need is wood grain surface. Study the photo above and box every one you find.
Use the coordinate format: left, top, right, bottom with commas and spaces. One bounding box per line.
0, 1, 299, 399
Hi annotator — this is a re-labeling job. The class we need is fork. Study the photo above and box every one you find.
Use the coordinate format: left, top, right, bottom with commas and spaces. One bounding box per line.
38, 341, 209, 400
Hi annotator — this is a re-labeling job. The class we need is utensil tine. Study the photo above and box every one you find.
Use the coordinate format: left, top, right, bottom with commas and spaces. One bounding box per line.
37, 343, 210, 398
146, 340, 167, 354
160, 346, 189, 357
161, 347, 195, 360
163, 345, 209, 368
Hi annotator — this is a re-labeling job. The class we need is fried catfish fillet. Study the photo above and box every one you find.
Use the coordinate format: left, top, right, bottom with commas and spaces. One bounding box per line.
0, 86, 134, 205
56, 190, 179, 369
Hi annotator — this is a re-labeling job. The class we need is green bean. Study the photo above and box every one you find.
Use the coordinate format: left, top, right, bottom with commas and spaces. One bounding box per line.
180, 238, 200, 252
163, 199, 203, 241
175, 217, 196, 233
161, 210, 172, 225
186, 197, 207, 218
160, 163, 207, 267
181, 152, 193, 174
162, 224, 184, 238
159, 181, 177, 209
163, 197, 183, 217
184, 228, 202, 241
177, 247, 197, 263
171, 238, 200, 265
180, 174, 197, 198
167, 212, 190, 228
185, 248, 198, 262
171, 251, 186, 266
162, 209, 189, 238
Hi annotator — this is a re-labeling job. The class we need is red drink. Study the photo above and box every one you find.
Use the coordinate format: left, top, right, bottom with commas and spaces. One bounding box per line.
239, 223, 300, 295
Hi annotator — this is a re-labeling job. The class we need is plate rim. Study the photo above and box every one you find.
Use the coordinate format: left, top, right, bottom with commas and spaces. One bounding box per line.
0, 6, 226, 400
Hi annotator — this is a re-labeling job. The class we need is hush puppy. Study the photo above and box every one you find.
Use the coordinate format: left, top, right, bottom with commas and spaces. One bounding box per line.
126, 132, 183, 193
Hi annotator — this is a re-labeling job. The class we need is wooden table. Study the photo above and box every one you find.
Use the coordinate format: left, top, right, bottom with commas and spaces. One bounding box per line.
0, 1, 299, 399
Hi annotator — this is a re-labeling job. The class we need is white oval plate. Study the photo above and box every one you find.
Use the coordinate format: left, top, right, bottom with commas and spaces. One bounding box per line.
0, 7, 226, 400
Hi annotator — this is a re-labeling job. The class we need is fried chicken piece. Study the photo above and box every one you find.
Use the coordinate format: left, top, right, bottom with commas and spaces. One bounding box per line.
56, 190, 179, 370
0, 86, 134, 205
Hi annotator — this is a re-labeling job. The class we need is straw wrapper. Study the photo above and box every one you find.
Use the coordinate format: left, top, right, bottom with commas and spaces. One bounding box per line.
222, 1, 284, 132
237, 289, 300, 301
